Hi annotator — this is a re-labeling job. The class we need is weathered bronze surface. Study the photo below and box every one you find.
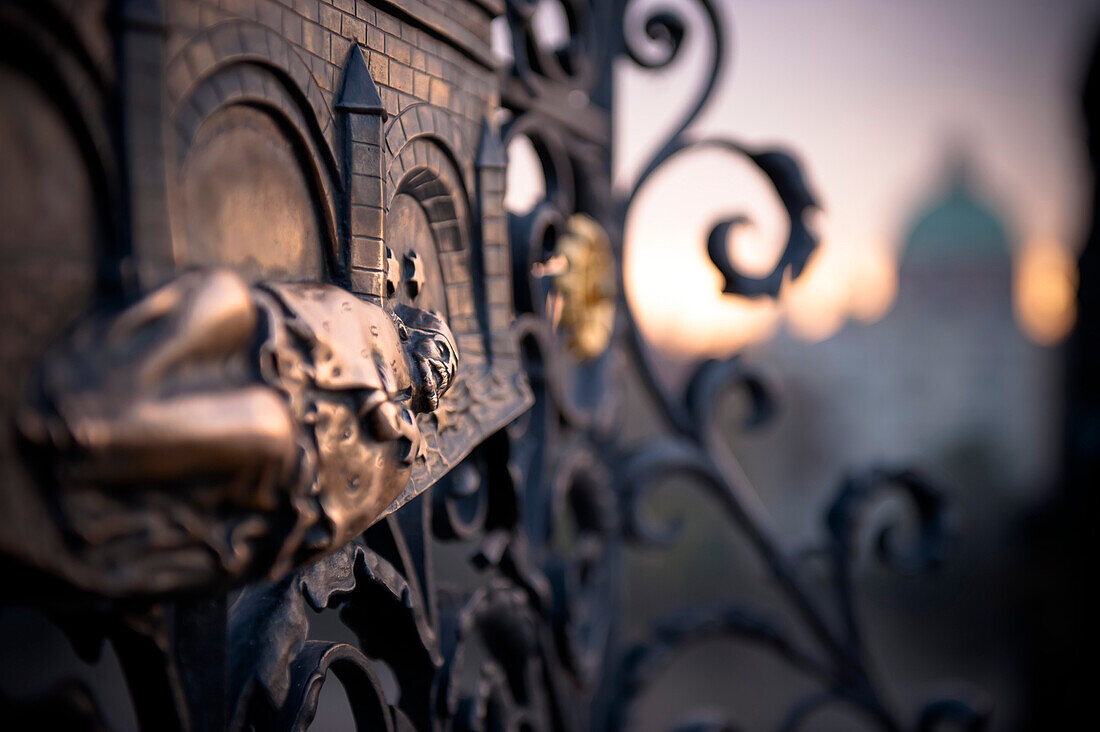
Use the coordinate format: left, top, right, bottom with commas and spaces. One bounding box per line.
0, 0, 531, 601
11, 269, 458, 595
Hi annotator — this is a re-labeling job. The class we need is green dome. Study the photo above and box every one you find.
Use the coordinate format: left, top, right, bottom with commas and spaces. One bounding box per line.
902, 158, 1012, 266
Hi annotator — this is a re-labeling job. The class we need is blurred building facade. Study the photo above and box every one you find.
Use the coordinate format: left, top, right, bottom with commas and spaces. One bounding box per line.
738, 150, 1060, 527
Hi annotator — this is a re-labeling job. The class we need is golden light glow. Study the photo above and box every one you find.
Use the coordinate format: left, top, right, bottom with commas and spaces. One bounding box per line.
627, 213, 902, 353
626, 234, 781, 355
624, 153, 784, 357
781, 240, 849, 343
780, 215, 897, 343
624, 159, 902, 356
1014, 236, 1077, 346
846, 243, 898, 323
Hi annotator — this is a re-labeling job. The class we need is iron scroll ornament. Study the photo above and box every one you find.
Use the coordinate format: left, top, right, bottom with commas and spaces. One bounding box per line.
608, 1, 991, 730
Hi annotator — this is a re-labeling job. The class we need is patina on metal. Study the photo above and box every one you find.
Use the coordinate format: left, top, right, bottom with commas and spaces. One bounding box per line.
14, 269, 457, 595
0, 0, 987, 730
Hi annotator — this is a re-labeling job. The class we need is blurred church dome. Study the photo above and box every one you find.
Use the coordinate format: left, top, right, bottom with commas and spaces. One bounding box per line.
901, 151, 1012, 269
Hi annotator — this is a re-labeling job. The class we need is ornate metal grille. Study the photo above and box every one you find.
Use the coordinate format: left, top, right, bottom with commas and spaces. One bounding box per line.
0, 1, 986, 730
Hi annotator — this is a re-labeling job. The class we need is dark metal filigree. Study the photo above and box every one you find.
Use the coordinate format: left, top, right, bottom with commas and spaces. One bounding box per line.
604, 2, 990, 730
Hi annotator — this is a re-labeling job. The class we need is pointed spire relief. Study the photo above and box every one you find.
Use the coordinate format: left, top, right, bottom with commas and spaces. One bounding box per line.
477, 119, 507, 170
337, 45, 386, 119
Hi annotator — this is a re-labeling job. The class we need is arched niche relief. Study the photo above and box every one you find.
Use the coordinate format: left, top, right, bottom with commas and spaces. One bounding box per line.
385, 136, 484, 372
334, 55, 531, 513
166, 27, 339, 283
380, 134, 492, 500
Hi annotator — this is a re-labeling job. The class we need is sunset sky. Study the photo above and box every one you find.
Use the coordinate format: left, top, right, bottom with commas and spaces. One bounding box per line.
500, 1, 1100, 352
614, 0, 1099, 351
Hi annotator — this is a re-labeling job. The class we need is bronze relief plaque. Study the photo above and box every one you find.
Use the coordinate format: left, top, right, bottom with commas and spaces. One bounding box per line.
0, 0, 530, 597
